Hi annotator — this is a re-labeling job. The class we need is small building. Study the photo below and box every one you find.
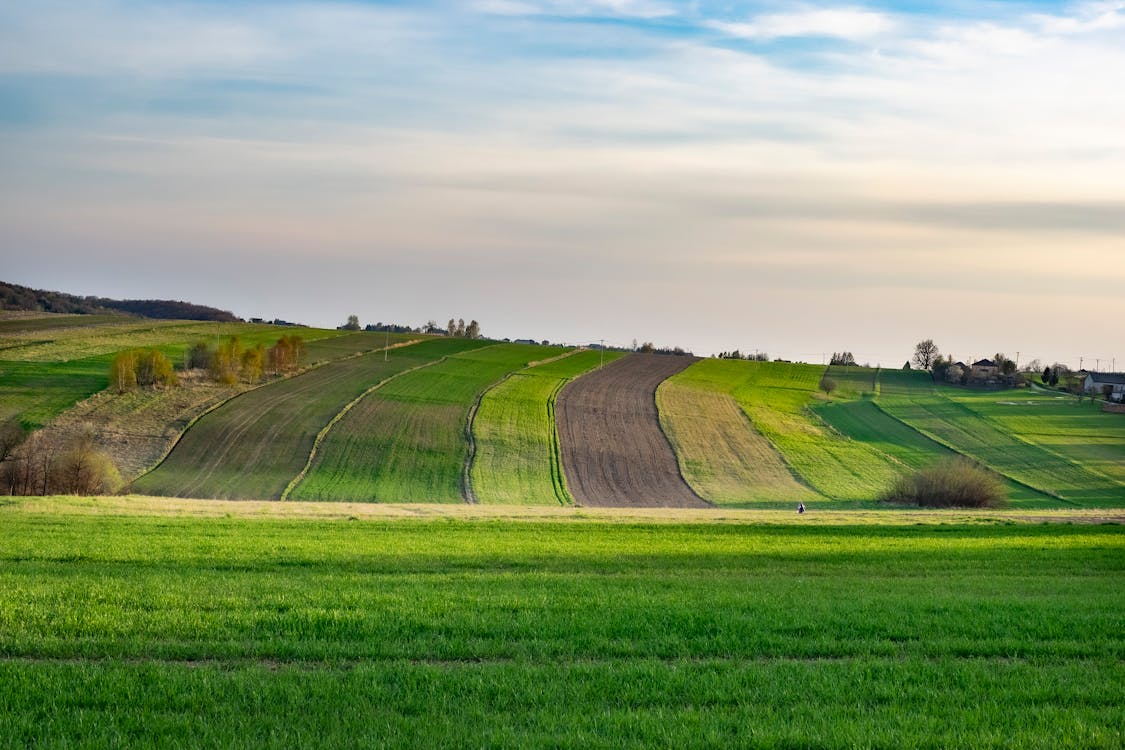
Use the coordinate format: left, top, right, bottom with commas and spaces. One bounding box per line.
1084, 372, 1125, 402
970, 359, 1000, 382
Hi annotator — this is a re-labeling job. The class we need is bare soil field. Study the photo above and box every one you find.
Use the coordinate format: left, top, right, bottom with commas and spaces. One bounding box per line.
556, 353, 709, 507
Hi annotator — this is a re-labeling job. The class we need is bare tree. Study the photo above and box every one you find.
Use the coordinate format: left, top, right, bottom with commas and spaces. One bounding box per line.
912, 339, 940, 370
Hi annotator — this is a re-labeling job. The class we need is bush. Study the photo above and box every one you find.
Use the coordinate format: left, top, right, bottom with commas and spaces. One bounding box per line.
880, 458, 1006, 508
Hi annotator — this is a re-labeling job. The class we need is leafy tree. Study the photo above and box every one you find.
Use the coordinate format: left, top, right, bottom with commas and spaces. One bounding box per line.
1043, 366, 1051, 384
210, 337, 243, 384
994, 353, 1017, 376
456, 318, 466, 337
903, 361, 911, 370
268, 335, 305, 375
241, 344, 264, 384
912, 339, 940, 370
110, 351, 137, 393
830, 352, 857, 367
820, 375, 837, 395
51, 428, 121, 495
343, 314, 361, 331
188, 341, 212, 370
466, 320, 480, 339
136, 349, 177, 388
0, 420, 27, 466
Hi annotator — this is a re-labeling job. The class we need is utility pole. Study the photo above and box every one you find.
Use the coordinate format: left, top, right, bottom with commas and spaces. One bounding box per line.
384, 328, 390, 362
600, 339, 605, 369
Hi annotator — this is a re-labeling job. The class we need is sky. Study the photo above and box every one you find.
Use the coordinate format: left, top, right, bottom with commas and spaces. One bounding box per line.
1, 0, 1123, 369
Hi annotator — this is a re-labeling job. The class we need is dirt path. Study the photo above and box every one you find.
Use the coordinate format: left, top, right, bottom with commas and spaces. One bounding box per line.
556, 354, 709, 507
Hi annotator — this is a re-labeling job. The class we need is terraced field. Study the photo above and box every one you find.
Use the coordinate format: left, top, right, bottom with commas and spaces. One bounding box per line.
556, 354, 707, 508
658, 361, 818, 507
291, 343, 562, 503
470, 348, 624, 505
876, 370, 1125, 506
132, 333, 433, 500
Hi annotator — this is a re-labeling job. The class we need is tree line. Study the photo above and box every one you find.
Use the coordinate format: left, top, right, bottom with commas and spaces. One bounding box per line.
110, 335, 306, 392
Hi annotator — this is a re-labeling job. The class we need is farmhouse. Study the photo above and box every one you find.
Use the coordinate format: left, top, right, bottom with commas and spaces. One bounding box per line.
1084, 372, 1125, 402
970, 359, 1000, 382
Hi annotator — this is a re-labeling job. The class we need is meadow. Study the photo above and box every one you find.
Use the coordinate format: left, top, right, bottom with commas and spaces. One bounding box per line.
471, 348, 623, 505
292, 342, 562, 503
0, 498, 1121, 749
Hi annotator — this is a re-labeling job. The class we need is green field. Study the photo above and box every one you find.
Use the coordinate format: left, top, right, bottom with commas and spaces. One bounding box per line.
658, 362, 819, 506
131, 333, 427, 499
876, 370, 1125, 506
292, 343, 563, 503
1, 500, 1121, 748
668, 359, 908, 503
471, 348, 623, 505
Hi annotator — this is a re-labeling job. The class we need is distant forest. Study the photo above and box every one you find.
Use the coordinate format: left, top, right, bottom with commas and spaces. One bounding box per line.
1, 281, 240, 322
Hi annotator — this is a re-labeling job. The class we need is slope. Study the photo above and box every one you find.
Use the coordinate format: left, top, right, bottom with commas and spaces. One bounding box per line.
132, 336, 455, 500
470, 348, 625, 505
291, 343, 564, 503
556, 354, 708, 508
657, 360, 819, 507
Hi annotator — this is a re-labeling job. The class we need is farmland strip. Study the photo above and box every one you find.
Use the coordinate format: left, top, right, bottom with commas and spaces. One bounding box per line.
468, 348, 620, 505
133, 338, 477, 499
291, 343, 564, 503
556, 354, 709, 508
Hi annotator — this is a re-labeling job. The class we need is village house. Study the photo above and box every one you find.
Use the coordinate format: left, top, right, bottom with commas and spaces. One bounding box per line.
1084, 372, 1125, 402
970, 358, 1000, 382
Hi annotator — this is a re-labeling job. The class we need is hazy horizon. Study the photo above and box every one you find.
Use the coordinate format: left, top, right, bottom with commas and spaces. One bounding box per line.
3, 1, 1123, 369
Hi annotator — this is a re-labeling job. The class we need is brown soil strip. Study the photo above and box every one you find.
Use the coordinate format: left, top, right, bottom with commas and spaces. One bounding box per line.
556, 354, 709, 507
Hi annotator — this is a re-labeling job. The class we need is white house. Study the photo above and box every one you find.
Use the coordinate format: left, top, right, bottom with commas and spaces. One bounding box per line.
1084, 372, 1125, 402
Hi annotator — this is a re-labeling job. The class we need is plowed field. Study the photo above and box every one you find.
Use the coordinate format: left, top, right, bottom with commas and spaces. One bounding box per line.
556, 354, 708, 507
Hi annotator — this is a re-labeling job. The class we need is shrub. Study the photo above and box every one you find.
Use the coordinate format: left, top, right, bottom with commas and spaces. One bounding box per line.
880, 458, 1006, 508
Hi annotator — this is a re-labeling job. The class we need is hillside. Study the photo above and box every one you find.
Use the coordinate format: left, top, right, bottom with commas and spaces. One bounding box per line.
1, 280, 240, 322
1, 314, 1123, 508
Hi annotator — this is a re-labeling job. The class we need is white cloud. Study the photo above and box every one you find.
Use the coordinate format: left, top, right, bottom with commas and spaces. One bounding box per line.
706, 7, 895, 41
473, 0, 675, 19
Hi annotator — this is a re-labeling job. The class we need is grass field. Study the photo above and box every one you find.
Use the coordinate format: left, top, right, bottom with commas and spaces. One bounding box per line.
658, 361, 819, 506
471, 348, 624, 505
876, 370, 1125, 506
0, 498, 1121, 749
292, 342, 562, 503
671, 359, 906, 503
131, 333, 428, 499
950, 388, 1125, 486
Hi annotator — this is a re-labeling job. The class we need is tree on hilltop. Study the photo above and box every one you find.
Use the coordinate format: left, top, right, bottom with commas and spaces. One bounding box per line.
913, 339, 940, 370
